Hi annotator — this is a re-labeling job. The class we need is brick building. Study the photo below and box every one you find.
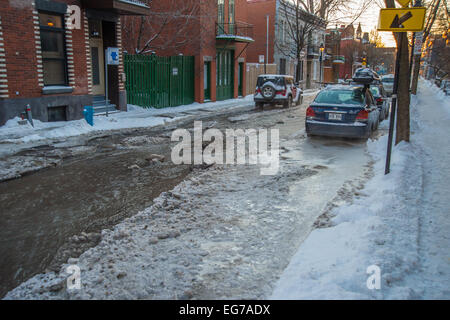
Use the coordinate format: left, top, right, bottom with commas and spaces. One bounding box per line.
338, 23, 363, 80
0, 0, 149, 126
122, 0, 254, 104
245, 0, 326, 89
323, 28, 345, 83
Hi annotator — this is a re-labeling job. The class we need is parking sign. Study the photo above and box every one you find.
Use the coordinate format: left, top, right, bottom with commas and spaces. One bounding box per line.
106, 47, 120, 65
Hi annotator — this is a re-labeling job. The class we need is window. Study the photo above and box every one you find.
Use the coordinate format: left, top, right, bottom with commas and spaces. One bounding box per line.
280, 58, 286, 75
39, 12, 67, 86
218, 0, 225, 34
228, 0, 235, 25
48, 106, 67, 122
314, 89, 364, 105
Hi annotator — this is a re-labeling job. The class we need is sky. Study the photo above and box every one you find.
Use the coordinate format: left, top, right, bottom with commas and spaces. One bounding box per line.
332, 0, 398, 47
355, 0, 397, 47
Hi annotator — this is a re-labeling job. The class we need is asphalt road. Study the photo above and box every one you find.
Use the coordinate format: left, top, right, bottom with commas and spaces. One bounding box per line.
0, 95, 383, 298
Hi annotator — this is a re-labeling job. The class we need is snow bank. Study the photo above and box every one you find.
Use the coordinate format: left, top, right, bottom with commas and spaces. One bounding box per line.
271, 135, 423, 299
0, 95, 255, 145
271, 79, 450, 300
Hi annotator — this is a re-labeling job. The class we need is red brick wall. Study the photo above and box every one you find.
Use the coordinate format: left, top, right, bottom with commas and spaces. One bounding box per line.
0, 1, 40, 98
0, 0, 90, 99
246, 0, 276, 64
122, 0, 251, 103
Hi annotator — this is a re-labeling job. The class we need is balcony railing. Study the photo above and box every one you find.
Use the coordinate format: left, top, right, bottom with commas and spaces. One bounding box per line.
216, 23, 254, 43
81, 0, 150, 15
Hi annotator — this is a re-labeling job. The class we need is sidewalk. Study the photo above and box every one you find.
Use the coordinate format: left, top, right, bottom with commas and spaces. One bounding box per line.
0, 95, 255, 148
271, 79, 450, 299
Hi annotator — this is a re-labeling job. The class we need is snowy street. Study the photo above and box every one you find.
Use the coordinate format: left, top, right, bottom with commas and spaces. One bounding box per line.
2, 90, 377, 299
2, 80, 449, 300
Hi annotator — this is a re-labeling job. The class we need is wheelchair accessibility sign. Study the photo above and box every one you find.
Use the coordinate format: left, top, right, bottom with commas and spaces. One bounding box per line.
106, 47, 120, 65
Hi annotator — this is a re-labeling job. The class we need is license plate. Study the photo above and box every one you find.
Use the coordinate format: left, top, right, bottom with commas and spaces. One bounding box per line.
328, 113, 342, 120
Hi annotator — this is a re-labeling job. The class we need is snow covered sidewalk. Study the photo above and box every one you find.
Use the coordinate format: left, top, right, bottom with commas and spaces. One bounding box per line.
271, 79, 450, 299
0, 96, 255, 146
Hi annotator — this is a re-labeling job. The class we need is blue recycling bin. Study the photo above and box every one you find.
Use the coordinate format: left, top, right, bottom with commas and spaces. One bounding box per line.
83, 106, 94, 126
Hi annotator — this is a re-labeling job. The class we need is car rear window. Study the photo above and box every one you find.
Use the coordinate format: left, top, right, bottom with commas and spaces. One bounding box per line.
314, 89, 364, 105
257, 76, 285, 87
382, 78, 394, 83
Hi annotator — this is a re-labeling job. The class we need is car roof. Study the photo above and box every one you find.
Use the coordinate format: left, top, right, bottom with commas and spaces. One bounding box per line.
258, 74, 293, 79
323, 84, 364, 91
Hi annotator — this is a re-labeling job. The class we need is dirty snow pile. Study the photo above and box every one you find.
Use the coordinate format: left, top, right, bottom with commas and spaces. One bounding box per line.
271, 79, 450, 299
0, 95, 254, 145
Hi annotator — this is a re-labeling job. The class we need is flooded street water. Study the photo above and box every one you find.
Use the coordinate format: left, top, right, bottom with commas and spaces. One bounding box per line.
0, 130, 191, 297
0, 97, 378, 298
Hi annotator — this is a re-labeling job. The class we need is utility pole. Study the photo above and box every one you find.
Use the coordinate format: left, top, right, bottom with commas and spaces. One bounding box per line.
319, 43, 324, 87
265, 15, 269, 74
411, 0, 442, 94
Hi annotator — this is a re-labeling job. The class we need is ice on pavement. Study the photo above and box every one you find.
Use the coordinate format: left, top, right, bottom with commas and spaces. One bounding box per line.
271, 79, 450, 299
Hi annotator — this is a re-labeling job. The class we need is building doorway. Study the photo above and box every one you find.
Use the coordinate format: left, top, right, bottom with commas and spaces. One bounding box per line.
238, 62, 244, 97
216, 50, 234, 101
204, 61, 211, 101
89, 19, 105, 97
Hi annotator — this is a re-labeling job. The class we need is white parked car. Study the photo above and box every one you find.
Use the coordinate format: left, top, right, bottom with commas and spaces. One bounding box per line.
254, 75, 303, 109
381, 74, 395, 96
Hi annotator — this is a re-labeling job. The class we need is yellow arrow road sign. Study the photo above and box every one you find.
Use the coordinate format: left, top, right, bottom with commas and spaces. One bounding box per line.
377, 7, 426, 32
396, 0, 411, 7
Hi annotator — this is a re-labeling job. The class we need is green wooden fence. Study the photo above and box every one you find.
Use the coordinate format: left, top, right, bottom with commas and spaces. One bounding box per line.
124, 55, 195, 109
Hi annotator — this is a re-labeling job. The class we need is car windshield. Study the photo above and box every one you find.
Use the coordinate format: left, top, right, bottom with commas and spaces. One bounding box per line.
314, 89, 364, 105
257, 76, 285, 87
382, 77, 394, 83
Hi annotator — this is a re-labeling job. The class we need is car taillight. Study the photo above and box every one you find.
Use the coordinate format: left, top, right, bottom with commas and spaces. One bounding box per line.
376, 98, 383, 104
276, 89, 287, 96
306, 107, 316, 118
256, 88, 261, 94
356, 109, 369, 121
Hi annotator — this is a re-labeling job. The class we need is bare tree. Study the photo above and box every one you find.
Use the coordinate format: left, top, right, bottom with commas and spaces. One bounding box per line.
122, 0, 215, 55
275, 0, 373, 82
424, 36, 450, 80
410, 0, 445, 94
276, 0, 326, 82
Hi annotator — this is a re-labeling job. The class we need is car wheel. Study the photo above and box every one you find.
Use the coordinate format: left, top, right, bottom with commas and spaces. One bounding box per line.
284, 96, 292, 108
379, 109, 384, 121
262, 85, 276, 100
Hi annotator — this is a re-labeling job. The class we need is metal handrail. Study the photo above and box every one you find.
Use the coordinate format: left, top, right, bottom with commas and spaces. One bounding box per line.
216, 22, 254, 39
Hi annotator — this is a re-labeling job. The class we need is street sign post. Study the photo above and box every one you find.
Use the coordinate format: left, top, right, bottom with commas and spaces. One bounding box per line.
414, 32, 424, 55
377, 4, 426, 174
396, 0, 411, 7
377, 7, 426, 32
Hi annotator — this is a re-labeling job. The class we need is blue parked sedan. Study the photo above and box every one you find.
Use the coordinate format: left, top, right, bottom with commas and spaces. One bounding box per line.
306, 85, 380, 139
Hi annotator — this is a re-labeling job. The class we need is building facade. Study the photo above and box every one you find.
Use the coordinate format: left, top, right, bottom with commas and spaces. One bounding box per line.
324, 28, 345, 83
0, 0, 150, 126
246, 0, 326, 89
121, 0, 254, 104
